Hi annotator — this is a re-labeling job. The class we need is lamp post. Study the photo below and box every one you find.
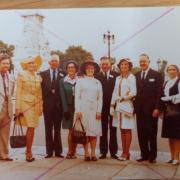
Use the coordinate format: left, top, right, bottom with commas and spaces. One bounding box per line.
103, 30, 115, 60
157, 58, 161, 72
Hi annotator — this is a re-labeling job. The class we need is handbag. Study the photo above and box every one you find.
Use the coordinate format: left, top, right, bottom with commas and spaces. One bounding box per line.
10, 114, 26, 148
72, 117, 87, 145
165, 103, 180, 118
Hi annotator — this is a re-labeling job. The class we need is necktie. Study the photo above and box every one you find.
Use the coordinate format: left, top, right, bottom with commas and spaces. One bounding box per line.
142, 71, 145, 81
1, 73, 8, 100
52, 70, 56, 92
104, 72, 107, 81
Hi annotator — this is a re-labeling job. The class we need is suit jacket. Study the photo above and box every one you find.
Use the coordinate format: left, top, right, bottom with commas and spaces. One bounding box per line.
40, 69, 65, 112
0, 73, 15, 119
134, 68, 163, 116
96, 70, 118, 114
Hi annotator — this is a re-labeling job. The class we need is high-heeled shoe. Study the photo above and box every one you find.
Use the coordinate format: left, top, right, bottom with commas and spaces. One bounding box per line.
91, 156, 97, 161
172, 160, 179, 166
118, 156, 129, 161
84, 156, 91, 161
166, 159, 173, 163
26, 152, 35, 162
26, 157, 35, 162
118, 154, 130, 161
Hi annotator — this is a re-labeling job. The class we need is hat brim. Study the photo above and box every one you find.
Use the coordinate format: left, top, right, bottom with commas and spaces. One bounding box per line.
63, 60, 79, 72
21, 56, 42, 71
117, 58, 133, 69
80, 61, 100, 74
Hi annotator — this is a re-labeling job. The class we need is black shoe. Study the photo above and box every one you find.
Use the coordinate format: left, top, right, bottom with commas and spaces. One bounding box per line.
55, 154, 64, 158
111, 154, 118, 159
136, 158, 148, 162
45, 154, 53, 158
99, 154, 106, 159
149, 159, 156, 163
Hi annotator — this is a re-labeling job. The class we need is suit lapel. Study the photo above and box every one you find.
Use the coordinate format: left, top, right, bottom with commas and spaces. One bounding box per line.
47, 69, 52, 89
145, 68, 152, 83
8, 73, 14, 96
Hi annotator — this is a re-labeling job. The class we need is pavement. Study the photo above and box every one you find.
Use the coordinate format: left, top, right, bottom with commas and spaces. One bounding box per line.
0, 146, 179, 180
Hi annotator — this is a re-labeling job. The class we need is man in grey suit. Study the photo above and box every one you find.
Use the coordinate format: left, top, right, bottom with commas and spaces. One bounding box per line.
0, 54, 15, 161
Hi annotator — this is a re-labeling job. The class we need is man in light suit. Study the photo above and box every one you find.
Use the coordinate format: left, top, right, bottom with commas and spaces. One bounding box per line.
40, 54, 65, 158
96, 57, 118, 159
0, 54, 15, 161
134, 53, 163, 163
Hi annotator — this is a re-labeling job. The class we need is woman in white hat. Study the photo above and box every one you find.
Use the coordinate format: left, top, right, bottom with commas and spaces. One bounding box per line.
110, 58, 137, 161
75, 61, 102, 161
15, 56, 43, 162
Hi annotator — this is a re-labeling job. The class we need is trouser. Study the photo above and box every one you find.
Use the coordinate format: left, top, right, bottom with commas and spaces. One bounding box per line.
44, 107, 62, 155
136, 114, 158, 160
100, 113, 118, 155
0, 101, 11, 159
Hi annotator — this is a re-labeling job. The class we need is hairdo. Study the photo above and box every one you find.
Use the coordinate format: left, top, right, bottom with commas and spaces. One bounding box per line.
0, 54, 10, 62
166, 64, 179, 73
117, 58, 133, 71
139, 53, 149, 59
100, 56, 110, 61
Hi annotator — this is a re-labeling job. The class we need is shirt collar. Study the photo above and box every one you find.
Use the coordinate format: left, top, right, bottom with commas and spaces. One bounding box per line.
142, 67, 150, 74
50, 68, 58, 73
141, 67, 150, 78
102, 70, 110, 76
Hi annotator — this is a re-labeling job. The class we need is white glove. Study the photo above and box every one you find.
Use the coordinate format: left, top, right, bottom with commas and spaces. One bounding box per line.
110, 107, 115, 116
161, 96, 172, 102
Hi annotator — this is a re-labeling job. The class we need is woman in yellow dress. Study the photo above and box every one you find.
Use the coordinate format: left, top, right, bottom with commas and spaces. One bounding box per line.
16, 56, 43, 162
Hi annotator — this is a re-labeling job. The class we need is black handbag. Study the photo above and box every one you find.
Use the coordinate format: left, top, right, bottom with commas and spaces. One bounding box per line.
165, 103, 180, 118
10, 115, 26, 148
72, 118, 87, 145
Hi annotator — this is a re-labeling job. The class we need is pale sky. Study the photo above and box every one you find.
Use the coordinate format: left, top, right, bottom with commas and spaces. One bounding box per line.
0, 7, 180, 69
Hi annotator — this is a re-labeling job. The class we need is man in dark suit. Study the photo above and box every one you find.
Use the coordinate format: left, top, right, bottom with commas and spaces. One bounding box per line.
96, 57, 118, 159
40, 54, 65, 158
134, 53, 163, 163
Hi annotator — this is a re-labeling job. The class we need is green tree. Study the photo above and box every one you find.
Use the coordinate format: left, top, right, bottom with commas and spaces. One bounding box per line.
131, 67, 141, 75
51, 45, 94, 67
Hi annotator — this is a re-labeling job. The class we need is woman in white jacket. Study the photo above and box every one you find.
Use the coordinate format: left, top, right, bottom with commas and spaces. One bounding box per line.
110, 58, 137, 161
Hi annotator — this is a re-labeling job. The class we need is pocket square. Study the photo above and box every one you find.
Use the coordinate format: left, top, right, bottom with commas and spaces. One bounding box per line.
149, 78, 155, 82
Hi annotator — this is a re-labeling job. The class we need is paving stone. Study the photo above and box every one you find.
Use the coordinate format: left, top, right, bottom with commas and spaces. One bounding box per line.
50, 162, 123, 180
0, 146, 175, 180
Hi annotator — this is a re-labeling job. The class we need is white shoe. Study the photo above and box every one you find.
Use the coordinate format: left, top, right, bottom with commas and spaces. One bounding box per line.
117, 156, 129, 161
172, 160, 179, 166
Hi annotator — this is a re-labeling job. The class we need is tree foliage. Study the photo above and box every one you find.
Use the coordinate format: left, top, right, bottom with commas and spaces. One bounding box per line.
51, 45, 94, 67
0, 40, 15, 57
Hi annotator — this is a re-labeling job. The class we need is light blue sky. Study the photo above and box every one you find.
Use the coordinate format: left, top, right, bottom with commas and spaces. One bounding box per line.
0, 7, 180, 69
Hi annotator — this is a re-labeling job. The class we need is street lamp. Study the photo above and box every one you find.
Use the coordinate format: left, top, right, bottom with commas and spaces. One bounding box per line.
103, 30, 115, 60
157, 58, 161, 72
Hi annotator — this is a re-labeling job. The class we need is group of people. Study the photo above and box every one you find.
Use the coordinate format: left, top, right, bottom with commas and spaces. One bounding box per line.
0, 53, 179, 166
